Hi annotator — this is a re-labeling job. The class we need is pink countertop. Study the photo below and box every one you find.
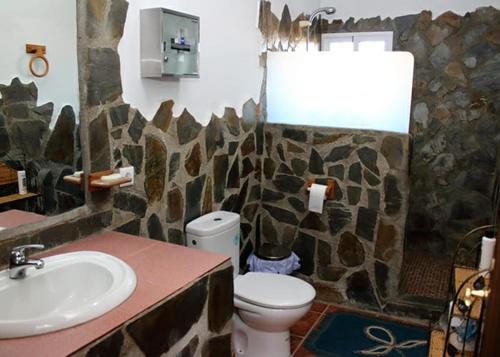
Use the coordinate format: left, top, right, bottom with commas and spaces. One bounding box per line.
0, 231, 230, 357
0, 210, 46, 229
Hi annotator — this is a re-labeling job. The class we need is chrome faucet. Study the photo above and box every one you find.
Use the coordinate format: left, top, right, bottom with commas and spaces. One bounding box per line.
9, 244, 45, 279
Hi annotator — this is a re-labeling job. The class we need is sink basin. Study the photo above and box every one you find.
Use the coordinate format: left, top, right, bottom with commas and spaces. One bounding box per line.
0, 251, 136, 339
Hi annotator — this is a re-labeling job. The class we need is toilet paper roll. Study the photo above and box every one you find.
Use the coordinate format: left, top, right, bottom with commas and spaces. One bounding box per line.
479, 236, 496, 273
308, 183, 327, 213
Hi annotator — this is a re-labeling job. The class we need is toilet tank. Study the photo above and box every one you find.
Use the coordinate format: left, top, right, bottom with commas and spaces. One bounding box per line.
186, 211, 240, 278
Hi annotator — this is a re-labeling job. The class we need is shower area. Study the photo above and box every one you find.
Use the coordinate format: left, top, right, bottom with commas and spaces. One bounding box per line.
257, 0, 500, 317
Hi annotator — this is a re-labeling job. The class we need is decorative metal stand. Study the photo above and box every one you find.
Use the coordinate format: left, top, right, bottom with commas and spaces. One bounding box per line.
439, 225, 495, 357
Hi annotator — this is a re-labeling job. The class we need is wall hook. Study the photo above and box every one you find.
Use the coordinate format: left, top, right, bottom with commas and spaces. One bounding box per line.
26, 44, 49, 78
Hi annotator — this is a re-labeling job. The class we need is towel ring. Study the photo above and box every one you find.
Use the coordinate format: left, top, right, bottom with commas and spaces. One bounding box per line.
29, 55, 49, 78
26, 44, 49, 78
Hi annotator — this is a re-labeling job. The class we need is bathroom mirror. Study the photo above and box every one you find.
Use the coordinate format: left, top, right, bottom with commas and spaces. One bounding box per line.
0, 0, 83, 232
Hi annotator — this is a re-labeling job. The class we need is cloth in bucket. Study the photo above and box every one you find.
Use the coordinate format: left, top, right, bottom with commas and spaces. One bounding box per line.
247, 252, 301, 274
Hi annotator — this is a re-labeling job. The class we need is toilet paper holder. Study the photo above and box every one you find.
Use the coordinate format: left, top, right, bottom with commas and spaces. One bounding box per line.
306, 180, 335, 200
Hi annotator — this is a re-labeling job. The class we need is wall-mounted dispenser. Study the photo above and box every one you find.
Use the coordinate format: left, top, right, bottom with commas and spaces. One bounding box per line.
140, 8, 200, 78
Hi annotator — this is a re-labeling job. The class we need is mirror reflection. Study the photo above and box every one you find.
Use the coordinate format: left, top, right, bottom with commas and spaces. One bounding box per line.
0, 0, 83, 232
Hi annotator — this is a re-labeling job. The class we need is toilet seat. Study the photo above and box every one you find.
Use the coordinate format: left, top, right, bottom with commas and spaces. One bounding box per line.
234, 272, 316, 310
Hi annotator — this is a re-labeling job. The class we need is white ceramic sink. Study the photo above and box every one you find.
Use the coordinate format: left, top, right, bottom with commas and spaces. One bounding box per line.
0, 251, 136, 339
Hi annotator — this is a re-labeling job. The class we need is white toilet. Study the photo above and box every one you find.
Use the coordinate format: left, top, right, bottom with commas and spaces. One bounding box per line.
186, 211, 316, 357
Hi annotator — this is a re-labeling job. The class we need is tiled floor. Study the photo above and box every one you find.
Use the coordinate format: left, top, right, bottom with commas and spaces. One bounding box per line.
290, 301, 431, 356
290, 301, 328, 356
400, 252, 452, 300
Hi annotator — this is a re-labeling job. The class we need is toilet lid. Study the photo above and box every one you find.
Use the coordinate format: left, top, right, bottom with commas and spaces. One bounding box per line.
234, 272, 316, 309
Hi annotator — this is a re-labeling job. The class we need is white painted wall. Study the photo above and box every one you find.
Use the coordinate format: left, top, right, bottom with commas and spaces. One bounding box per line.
321, 0, 500, 20
0, 0, 79, 125
120, 0, 263, 125
271, 0, 321, 18
120, 0, 500, 126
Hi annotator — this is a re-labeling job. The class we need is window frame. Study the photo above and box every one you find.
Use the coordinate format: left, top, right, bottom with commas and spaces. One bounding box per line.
321, 31, 394, 52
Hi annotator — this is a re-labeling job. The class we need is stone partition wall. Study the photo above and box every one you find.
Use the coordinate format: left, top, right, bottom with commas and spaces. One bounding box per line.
261, 3, 500, 257
318, 8, 500, 256
106, 102, 261, 255
0, 78, 83, 214
72, 263, 233, 357
78, 0, 242, 353
260, 124, 409, 308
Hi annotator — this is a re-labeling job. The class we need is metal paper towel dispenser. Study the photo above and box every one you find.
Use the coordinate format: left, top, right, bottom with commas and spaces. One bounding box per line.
140, 8, 200, 78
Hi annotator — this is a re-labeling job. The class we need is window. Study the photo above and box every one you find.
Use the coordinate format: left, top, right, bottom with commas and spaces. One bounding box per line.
321, 32, 393, 52
266, 51, 415, 133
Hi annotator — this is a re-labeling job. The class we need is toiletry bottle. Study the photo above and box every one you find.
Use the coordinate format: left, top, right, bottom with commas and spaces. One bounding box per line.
17, 170, 27, 195
479, 231, 496, 275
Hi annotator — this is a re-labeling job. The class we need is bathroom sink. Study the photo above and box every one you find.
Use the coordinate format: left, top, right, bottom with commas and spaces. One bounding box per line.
0, 251, 136, 339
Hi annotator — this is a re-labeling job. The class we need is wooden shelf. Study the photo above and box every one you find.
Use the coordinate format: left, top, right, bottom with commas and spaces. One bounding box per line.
0, 192, 39, 205
65, 171, 132, 191
0, 162, 18, 186
453, 266, 488, 319
428, 330, 474, 357
88, 170, 132, 192
428, 330, 447, 357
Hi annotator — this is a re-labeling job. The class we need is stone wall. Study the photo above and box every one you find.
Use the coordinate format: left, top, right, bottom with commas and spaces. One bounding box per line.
69, 0, 500, 314
74, 0, 500, 316
84, 2, 413, 316
106, 102, 260, 259
0, 78, 83, 214
66, 1, 238, 354
260, 124, 409, 308
82, 0, 261, 265
73, 263, 233, 357
258, 2, 500, 259
319, 8, 500, 255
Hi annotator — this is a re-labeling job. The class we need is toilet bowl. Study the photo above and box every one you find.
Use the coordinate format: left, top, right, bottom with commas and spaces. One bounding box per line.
233, 272, 315, 357
186, 211, 316, 357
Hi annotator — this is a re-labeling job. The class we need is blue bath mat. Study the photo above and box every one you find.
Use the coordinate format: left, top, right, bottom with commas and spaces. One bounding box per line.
304, 312, 429, 357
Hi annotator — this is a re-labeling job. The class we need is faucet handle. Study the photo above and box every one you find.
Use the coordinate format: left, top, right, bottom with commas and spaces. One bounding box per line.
12, 244, 45, 254
10, 244, 45, 264
8, 245, 45, 279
